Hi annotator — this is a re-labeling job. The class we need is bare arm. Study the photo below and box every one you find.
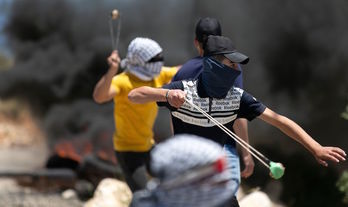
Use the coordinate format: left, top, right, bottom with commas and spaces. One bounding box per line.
93, 51, 120, 104
128, 86, 168, 103
258, 107, 346, 166
233, 118, 254, 178
128, 87, 186, 108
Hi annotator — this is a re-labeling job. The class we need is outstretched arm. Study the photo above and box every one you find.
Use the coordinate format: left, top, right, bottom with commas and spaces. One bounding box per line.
128, 87, 186, 108
93, 51, 120, 104
258, 108, 346, 166
128, 87, 168, 103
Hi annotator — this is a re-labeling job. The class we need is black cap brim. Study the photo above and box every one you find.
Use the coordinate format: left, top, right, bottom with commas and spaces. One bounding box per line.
224, 52, 249, 65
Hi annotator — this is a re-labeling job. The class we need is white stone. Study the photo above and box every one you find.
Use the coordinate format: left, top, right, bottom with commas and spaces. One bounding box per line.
62, 189, 77, 200
84, 178, 132, 207
239, 191, 272, 207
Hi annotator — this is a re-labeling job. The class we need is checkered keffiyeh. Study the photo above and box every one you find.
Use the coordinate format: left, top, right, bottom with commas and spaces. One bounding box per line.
131, 134, 237, 207
150, 134, 223, 179
121, 37, 163, 81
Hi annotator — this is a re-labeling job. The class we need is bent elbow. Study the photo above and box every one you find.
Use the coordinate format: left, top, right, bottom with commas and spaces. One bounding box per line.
93, 93, 107, 104
93, 95, 103, 104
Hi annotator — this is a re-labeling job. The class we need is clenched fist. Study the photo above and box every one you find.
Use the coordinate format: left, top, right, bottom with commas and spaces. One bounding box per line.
166, 90, 186, 108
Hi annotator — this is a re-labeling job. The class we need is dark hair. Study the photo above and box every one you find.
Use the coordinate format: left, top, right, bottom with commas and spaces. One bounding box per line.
212, 55, 225, 62
195, 17, 222, 44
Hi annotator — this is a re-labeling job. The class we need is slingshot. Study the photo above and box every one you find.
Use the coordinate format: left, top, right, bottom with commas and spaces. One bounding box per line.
185, 100, 285, 179
109, 9, 121, 50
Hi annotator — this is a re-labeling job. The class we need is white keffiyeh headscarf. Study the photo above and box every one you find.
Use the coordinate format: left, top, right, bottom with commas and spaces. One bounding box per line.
131, 134, 237, 207
121, 37, 163, 81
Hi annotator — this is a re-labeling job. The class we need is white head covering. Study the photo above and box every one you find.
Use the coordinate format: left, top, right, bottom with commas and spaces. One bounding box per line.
131, 134, 237, 207
121, 37, 163, 81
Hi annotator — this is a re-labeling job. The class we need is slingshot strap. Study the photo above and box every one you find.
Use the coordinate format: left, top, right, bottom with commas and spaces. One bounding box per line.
115, 15, 121, 49
109, 18, 116, 50
185, 100, 270, 169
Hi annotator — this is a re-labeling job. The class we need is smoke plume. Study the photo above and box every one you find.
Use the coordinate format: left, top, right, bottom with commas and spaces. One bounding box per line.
1, 0, 348, 205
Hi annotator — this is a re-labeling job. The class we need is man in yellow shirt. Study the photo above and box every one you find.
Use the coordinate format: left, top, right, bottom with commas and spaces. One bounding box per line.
93, 37, 178, 192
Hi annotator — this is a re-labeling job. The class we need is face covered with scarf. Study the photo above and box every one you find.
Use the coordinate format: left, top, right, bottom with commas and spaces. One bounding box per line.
200, 35, 249, 98
200, 57, 241, 99
121, 37, 164, 81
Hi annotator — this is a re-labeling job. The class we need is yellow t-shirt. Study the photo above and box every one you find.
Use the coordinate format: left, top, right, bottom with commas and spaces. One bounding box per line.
111, 66, 178, 152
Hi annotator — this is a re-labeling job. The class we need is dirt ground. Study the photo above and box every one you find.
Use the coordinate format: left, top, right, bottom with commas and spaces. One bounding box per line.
0, 178, 83, 207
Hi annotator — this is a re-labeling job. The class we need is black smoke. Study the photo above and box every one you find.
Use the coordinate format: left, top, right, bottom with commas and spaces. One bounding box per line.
1, 0, 111, 113
0, 0, 117, 169
1, 0, 348, 206
0, 0, 198, 146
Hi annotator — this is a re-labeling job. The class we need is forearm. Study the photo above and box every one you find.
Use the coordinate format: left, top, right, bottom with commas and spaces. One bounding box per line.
259, 108, 346, 166
93, 69, 116, 103
281, 119, 346, 166
260, 109, 322, 155
128, 87, 168, 104
277, 116, 321, 154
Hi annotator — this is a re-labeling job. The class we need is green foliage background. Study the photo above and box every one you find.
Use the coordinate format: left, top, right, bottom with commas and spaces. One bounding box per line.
342, 105, 348, 120
337, 171, 348, 204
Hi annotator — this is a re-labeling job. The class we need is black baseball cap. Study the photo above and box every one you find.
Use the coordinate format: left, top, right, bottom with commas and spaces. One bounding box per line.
204, 35, 249, 64
195, 17, 222, 43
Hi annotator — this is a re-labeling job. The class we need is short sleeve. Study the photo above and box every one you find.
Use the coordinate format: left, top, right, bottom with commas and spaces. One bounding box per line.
111, 76, 122, 94
238, 91, 266, 121
157, 66, 179, 85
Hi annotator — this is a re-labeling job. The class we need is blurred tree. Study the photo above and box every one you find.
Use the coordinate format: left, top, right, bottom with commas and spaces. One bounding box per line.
0, 53, 13, 70
337, 171, 348, 205
341, 105, 348, 120
336, 108, 347, 205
